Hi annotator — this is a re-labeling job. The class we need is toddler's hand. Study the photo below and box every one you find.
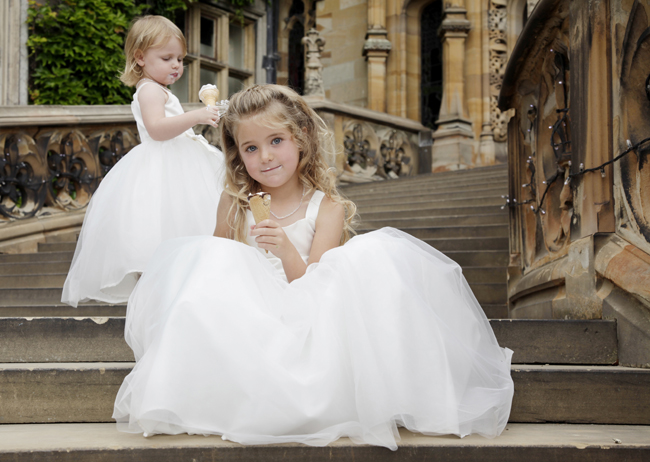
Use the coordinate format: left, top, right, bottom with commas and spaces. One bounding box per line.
250, 220, 298, 260
193, 106, 220, 128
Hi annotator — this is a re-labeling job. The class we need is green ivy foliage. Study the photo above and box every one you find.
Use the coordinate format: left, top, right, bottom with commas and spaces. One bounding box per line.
27, 0, 144, 105
27, 0, 258, 105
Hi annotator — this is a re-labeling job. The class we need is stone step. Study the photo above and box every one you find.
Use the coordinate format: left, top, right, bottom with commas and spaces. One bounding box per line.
1, 423, 648, 461
0, 284, 505, 308
341, 164, 508, 191
350, 186, 507, 206
0, 318, 617, 365
421, 237, 508, 251
360, 205, 506, 220
38, 242, 77, 253
0, 261, 71, 275
470, 283, 507, 305
0, 273, 67, 289
0, 288, 64, 304
0, 304, 126, 317
0, 317, 134, 363
2, 363, 647, 425
481, 304, 508, 319
43, 232, 78, 244
360, 213, 508, 229
358, 224, 509, 239
343, 180, 508, 199
444, 250, 509, 267
490, 319, 618, 365
0, 251, 73, 264
462, 267, 507, 284
356, 195, 506, 212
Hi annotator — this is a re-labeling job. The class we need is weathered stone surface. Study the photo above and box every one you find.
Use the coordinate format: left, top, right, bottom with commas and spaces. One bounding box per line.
3, 363, 648, 425
491, 319, 617, 364
0, 317, 133, 363
510, 365, 650, 424
1, 423, 649, 462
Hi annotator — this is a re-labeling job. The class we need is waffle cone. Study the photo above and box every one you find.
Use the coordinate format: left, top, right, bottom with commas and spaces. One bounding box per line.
248, 193, 271, 224
248, 193, 271, 253
200, 89, 220, 106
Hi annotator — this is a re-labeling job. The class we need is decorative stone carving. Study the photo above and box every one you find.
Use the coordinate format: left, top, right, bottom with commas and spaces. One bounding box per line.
88, 128, 139, 177
0, 123, 139, 220
488, 0, 508, 143
340, 120, 417, 183
380, 130, 411, 178
39, 129, 101, 210
0, 132, 47, 219
302, 29, 326, 98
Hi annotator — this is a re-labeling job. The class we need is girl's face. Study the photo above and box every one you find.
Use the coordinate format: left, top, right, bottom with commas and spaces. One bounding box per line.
236, 116, 301, 191
136, 37, 184, 86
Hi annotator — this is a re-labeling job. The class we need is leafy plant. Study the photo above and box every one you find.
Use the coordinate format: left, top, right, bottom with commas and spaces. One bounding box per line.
27, 0, 144, 105
27, 0, 259, 105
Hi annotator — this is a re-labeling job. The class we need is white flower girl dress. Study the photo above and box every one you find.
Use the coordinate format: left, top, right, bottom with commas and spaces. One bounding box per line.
113, 190, 514, 450
62, 81, 224, 306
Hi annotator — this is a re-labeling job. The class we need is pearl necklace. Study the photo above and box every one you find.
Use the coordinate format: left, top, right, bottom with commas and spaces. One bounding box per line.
270, 187, 307, 220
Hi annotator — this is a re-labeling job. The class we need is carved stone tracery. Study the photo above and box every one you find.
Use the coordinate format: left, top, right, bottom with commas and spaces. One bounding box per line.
0, 125, 139, 219
489, 0, 509, 142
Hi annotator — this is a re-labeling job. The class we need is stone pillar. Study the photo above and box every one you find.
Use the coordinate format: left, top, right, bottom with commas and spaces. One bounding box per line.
1, 0, 29, 105
431, 1, 474, 171
302, 29, 326, 99
364, 0, 391, 112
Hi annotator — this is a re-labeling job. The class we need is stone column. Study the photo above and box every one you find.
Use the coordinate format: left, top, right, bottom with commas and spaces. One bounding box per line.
1, 0, 29, 105
363, 0, 391, 112
302, 29, 326, 99
430, 1, 474, 171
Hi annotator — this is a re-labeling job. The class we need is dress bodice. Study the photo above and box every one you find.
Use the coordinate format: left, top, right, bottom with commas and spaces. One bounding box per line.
131, 80, 196, 143
246, 190, 325, 281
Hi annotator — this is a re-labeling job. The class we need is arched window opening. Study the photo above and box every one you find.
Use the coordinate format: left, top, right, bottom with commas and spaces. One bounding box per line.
421, 1, 444, 129
286, 0, 315, 95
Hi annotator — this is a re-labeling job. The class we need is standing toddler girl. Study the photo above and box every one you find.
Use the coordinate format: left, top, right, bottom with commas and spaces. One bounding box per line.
62, 16, 225, 306
113, 84, 514, 450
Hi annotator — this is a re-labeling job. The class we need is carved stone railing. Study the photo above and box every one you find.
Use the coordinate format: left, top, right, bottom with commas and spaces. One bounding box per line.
1, 99, 430, 224
499, 0, 650, 367
306, 97, 431, 183
0, 106, 142, 220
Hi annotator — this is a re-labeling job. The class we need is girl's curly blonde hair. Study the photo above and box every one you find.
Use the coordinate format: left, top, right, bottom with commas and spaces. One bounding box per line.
120, 15, 186, 87
220, 84, 357, 245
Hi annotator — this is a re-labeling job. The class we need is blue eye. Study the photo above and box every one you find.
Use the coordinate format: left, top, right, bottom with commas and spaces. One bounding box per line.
271, 138, 282, 145
245, 146, 257, 153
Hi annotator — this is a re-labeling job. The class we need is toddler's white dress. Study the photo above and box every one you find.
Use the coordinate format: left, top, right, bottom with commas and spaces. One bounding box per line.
113, 191, 514, 450
62, 81, 224, 306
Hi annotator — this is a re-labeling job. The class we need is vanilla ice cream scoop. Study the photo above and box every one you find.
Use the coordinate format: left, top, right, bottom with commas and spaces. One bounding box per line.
199, 84, 220, 106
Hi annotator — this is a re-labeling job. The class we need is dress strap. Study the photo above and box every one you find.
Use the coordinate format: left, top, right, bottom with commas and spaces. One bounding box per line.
136, 78, 171, 96
305, 190, 325, 224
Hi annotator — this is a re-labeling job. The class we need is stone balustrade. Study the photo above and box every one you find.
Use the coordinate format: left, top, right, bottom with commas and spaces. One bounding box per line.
0, 100, 430, 225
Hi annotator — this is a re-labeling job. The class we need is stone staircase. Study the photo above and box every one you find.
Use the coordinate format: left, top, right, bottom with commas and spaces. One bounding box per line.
1, 164, 649, 460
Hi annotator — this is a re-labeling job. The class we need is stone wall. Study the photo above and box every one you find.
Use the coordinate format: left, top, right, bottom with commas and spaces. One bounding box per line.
499, 0, 650, 367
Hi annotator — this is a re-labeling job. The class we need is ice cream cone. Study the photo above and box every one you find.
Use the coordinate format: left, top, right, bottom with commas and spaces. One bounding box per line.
199, 84, 220, 106
248, 192, 271, 253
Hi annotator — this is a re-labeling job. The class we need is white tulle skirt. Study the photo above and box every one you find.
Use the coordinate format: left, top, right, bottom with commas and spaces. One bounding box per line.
113, 228, 514, 450
62, 136, 224, 306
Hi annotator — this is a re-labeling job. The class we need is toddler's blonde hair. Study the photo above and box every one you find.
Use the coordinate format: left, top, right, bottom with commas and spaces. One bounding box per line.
121, 15, 186, 87
220, 84, 357, 245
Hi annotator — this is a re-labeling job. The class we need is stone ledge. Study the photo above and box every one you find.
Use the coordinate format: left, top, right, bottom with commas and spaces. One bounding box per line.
0, 210, 85, 254
0, 423, 648, 461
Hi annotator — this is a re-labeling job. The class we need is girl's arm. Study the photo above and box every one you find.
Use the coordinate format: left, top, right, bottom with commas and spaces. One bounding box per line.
251, 197, 344, 282
138, 84, 220, 142
214, 192, 234, 238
